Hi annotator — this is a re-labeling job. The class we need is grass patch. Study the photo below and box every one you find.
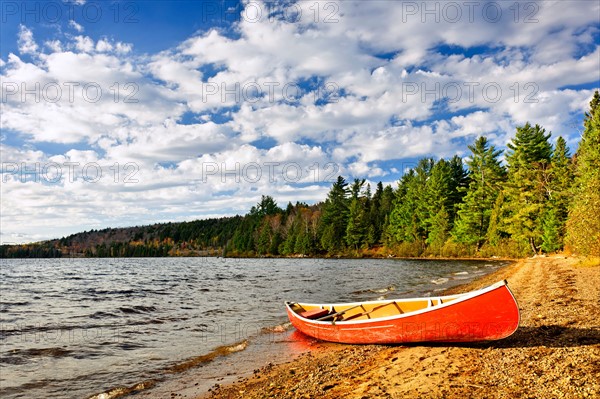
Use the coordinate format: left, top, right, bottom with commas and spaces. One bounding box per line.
575, 256, 600, 268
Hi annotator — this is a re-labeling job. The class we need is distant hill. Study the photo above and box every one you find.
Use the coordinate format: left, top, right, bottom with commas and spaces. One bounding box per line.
0, 216, 244, 258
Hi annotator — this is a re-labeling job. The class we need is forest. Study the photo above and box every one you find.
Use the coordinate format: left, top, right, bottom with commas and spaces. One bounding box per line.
2, 91, 599, 259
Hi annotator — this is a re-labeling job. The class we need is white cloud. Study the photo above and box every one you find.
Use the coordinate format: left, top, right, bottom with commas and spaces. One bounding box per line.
17, 25, 38, 55
69, 20, 84, 33
45, 40, 63, 52
1, 46, 184, 144
95, 39, 113, 53
74, 35, 94, 52
115, 42, 133, 54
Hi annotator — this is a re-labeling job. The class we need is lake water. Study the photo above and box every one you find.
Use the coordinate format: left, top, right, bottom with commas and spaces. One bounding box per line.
0, 257, 509, 398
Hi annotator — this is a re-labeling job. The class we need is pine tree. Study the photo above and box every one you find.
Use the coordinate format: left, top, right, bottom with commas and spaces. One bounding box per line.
367, 182, 394, 245
269, 231, 282, 255
379, 185, 394, 243
250, 195, 281, 217
318, 176, 349, 251
386, 171, 421, 243
546, 136, 572, 250
368, 182, 384, 244
502, 123, 553, 255
282, 227, 297, 255
256, 221, 272, 255
294, 228, 311, 255
447, 155, 469, 224
427, 206, 450, 253
541, 208, 561, 253
566, 91, 600, 255
423, 159, 453, 240
345, 196, 367, 249
453, 136, 506, 249
386, 159, 434, 245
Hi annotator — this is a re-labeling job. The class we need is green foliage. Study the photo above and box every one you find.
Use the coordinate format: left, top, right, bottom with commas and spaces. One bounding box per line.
541, 208, 561, 253
386, 160, 431, 243
452, 136, 506, 249
319, 176, 349, 252
567, 91, 600, 256
389, 240, 426, 257
0, 243, 62, 258
256, 222, 272, 255
502, 123, 553, 255
345, 179, 371, 249
250, 195, 281, 217
386, 156, 466, 250
346, 196, 367, 249
546, 136, 573, 249
426, 206, 450, 253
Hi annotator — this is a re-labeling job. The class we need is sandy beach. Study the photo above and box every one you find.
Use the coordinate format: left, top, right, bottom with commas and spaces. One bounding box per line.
198, 256, 599, 399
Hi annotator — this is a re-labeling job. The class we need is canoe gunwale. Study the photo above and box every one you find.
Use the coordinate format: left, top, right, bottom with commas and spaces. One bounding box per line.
285, 280, 515, 326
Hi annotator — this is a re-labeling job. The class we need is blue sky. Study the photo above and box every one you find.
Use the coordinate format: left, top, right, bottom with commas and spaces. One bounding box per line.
1, 0, 599, 243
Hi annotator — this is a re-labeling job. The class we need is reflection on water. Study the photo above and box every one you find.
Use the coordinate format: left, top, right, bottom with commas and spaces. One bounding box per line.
0, 257, 508, 398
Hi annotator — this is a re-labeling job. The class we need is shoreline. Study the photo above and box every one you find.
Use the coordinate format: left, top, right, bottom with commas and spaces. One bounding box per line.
127, 258, 511, 399
197, 255, 599, 399
1, 247, 518, 261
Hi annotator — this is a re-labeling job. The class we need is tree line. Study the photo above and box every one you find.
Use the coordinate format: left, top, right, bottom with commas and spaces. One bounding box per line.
2, 91, 598, 258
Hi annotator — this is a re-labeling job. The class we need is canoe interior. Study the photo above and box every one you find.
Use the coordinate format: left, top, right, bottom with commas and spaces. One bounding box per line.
290, 295, 461, 322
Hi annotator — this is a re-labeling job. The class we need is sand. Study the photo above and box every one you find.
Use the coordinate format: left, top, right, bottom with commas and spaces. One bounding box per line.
196, 256, 599, 399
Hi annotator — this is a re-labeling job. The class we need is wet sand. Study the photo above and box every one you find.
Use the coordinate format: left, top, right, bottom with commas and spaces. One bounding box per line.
196, 256, 599, 399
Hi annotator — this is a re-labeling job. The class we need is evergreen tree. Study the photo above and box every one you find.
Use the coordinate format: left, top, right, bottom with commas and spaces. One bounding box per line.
256, 222, 271, 255
282, 227, 297, 255
379, 184, 395, 243
294, 228, 311, 255
427, 206, 450, 253
345, 196, 367, 249
453, 136, 506, 249
345, 179, 370, 249
368, 182, 384, 245
546, 136, 573, 249
386, 159, 433, 245
368, 182, 393, 245
269, 231, 283, 255
566, 91, 600, 255
349, 178, 366, 199
447, 155, 469, 224
250, 195, 281, 217
541, 208, 561, 253
318, 176, 349, 251
386, 171, 421, 243
424, 159, 453, 226
502, 123, 553, 255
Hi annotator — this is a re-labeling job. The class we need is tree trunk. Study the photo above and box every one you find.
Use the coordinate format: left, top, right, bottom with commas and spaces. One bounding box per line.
529, 237, 538, 256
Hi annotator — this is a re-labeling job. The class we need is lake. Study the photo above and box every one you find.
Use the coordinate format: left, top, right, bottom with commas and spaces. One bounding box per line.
0, 257, 509, 398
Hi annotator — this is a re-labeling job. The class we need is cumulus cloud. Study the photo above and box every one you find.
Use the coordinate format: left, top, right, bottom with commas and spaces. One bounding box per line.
95, 39, 113, 53
69, 20, 84, 33
17, 25, 38, 55
74, 35, 94, 52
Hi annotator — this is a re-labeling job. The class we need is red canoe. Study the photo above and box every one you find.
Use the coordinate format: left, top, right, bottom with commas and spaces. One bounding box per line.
285, 280, 519, 344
